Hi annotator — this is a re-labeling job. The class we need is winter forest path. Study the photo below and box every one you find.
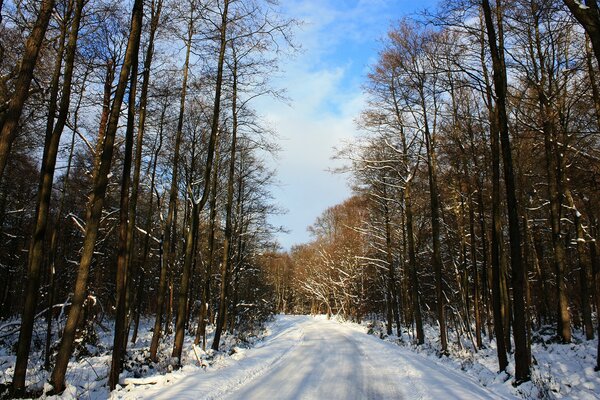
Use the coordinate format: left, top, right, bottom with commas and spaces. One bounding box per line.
118, 316, 512, 399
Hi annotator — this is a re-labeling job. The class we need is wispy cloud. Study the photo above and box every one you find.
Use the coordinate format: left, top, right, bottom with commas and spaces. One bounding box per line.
259, 0, 436, 250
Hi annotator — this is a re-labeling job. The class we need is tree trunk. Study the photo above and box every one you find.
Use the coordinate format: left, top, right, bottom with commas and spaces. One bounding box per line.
422, 100, 447, 354
383, 184, 401, 337
12, 0, 70, 389
109, 5, 142, 388
482, 0, 530, 383
0, 0, 56, 182
390, 77, 423, 345
149, 12, 193, 362
480, 13, 508, 369
172, 200, 199, 362
48, 0, 144, 393
404, 183, 423, 344
13, 0, 83, 393
563, 0, 600, 68
195, 142, 221, 348
173, 0, 228, 359
468, 185, 483, 350
132, 93, 165, 345
211, 5, 238, 349
123, 0, 163, 347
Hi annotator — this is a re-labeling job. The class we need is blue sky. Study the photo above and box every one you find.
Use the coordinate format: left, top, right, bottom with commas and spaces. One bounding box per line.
259, 0, 438, 250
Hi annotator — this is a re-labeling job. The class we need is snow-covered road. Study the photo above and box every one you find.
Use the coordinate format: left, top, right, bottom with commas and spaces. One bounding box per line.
117, 315, 511, 399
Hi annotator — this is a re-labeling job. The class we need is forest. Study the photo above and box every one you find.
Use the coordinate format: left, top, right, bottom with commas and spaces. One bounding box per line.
0, 0, 600, 398
0, 0, 294, 397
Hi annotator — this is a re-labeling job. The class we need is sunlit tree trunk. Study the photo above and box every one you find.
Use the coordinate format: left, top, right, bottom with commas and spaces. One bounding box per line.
482, 0, 530, 383
49, 0, 144, 392
150, 9, 193, 362
13, 0, 84, 393
109, 3, 142, 388
124, 0, 163, 344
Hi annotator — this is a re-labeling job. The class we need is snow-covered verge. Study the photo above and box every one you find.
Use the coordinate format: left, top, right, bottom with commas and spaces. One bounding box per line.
0, 316, 272, 399
345, 317, 600, 399
114, 315, 306, 399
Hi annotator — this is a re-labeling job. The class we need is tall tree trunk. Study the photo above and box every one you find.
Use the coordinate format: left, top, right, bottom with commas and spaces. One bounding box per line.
171, 198, 199, 362
383, 184, 401, 337
482, 0, 530, 383
149, 12, 193, 362
490, 107, 508, 372
529, 6, 572, 344
43, 47, 90, 374
180, 0, 230, 355
211, 8, 240, 349
390, 76, 423, 344
172, 112, 207, 362
12, 0, 70, 385
404, 183, 423, 344
421, 98, 447, 354
124, 0, 163, 343
132, 96, 165, 345
0, 0, 56, 182
109, 5, 142, 388
565, 191, 593, 339
195, 142, 221, 348
48, 0, 144, 393
480, 11, 508, 370
12, 0, 83, 393
468, 183, 483, 349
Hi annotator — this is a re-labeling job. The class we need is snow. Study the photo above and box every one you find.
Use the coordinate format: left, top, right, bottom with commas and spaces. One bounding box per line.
0, 317, 269, 399
358, 320, 600, 400
115, 316, 510, 399
0, 315, 598, 399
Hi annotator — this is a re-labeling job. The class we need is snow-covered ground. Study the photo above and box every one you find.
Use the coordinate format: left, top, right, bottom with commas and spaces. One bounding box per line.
357, 319, 600, 400
115, 315, 511, 399
0, 315, 598, 399
0, 317, 268, 399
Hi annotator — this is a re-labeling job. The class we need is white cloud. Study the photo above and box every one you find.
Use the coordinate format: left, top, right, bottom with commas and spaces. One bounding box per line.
258, 0, 431, 250
259, 65, 361, 250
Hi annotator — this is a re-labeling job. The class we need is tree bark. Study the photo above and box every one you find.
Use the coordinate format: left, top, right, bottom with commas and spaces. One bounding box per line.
150, 11, 193, 362
481, 0, 530, 383
124, 0, 163, 342
0, 0, 56, 182
383, 183, 401, 337
563, 0, 600, 68
529, 8, 572, 343
109, 3, 142, 388
195, 142, 221, 348
422, 97, 447, 354
48, 0, 144, 393
132, 92, 165, 345
390, 76, 423, 344
479, 7, 508, 371
13, 0, 83, 393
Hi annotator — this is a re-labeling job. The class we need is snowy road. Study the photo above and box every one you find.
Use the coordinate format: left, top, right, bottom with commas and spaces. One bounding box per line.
117, 316, 510, 399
